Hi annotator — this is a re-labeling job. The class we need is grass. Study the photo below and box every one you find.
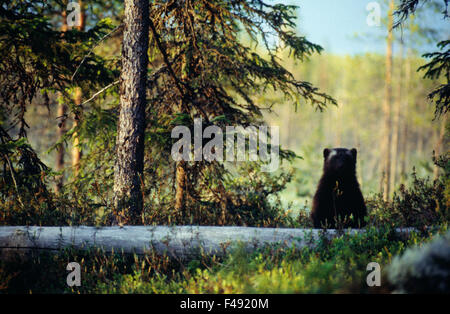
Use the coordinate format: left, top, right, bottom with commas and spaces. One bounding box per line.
1, 224, 447, 294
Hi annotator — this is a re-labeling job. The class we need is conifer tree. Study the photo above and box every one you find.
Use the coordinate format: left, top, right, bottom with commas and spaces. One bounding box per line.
112, 0, 149, 223
144, 0, 336, 219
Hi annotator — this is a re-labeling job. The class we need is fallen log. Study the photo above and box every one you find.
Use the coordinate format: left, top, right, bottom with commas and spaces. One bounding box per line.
0, 226, 417, 260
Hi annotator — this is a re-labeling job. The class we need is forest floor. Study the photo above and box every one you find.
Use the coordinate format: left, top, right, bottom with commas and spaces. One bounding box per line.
0, 224, 447, 293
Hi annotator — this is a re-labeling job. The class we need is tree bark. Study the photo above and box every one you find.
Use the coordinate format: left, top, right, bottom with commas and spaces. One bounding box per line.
174, 50, 190, 218
433, 115, 448, 180
391, 42, 403, 191
55, 102, 67, 193
400, 52, 411, 182
175, 160, 187, 218
71, 1, 86, 177
72, 87, 82, 176
382, 0, 394, 200
113, 0, 149, 223
55, 9, 69, 194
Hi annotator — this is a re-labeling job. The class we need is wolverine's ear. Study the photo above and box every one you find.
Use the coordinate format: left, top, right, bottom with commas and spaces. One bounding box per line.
323, 148, 331, 159
351, 148, 357, 160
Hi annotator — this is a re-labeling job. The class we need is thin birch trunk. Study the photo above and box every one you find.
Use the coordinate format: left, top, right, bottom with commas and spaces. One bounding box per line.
382, 0, 394, 200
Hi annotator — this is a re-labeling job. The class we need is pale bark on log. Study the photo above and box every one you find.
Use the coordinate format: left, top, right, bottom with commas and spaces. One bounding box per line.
0, 226, 417, 261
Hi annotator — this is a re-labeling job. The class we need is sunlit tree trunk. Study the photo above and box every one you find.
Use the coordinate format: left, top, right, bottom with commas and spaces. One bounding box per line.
433, 115, 448, 180
113, 0, 149, 223
71, 0, 86, 176
55, 9, 69, 194
399, 52, 411, 182
55, 101, 67, 193
381, 0, 394, 200
174, 53, 189, 219
334, 61, 345, 148
72, 88, 82, 176
391, 42, 403, 191
175, 159, 187, 218
334, 102, 342, 147
317, 55, 328, 146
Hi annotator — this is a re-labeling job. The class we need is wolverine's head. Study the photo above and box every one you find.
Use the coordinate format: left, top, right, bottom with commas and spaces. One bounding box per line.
323, 148, 357, 177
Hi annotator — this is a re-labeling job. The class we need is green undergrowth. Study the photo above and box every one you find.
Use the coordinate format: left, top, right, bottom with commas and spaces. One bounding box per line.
1, 224, 447, 294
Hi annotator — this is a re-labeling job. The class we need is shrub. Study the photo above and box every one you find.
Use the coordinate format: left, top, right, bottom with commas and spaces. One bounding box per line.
366, 167, 449, 229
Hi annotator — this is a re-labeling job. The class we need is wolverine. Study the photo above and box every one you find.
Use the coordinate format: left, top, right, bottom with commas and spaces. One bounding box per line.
311, 148, 367, 228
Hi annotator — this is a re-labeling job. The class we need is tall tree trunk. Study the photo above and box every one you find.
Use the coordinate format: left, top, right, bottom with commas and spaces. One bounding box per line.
391, 42, 403, 191
71, 0, 86, 177
433, 115, 447, 180
382, 0, 394, 200
113, 0, 149, 223
175, 159, 187, 219
55, 102, 67, 193
334, 105, 342, 147
400, 52, 411, 182
72, 88, 82, 176
334, 62, 344, 148
174, 53, 189, 219
55, 8, 69, 194
317, 55, 327, 146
